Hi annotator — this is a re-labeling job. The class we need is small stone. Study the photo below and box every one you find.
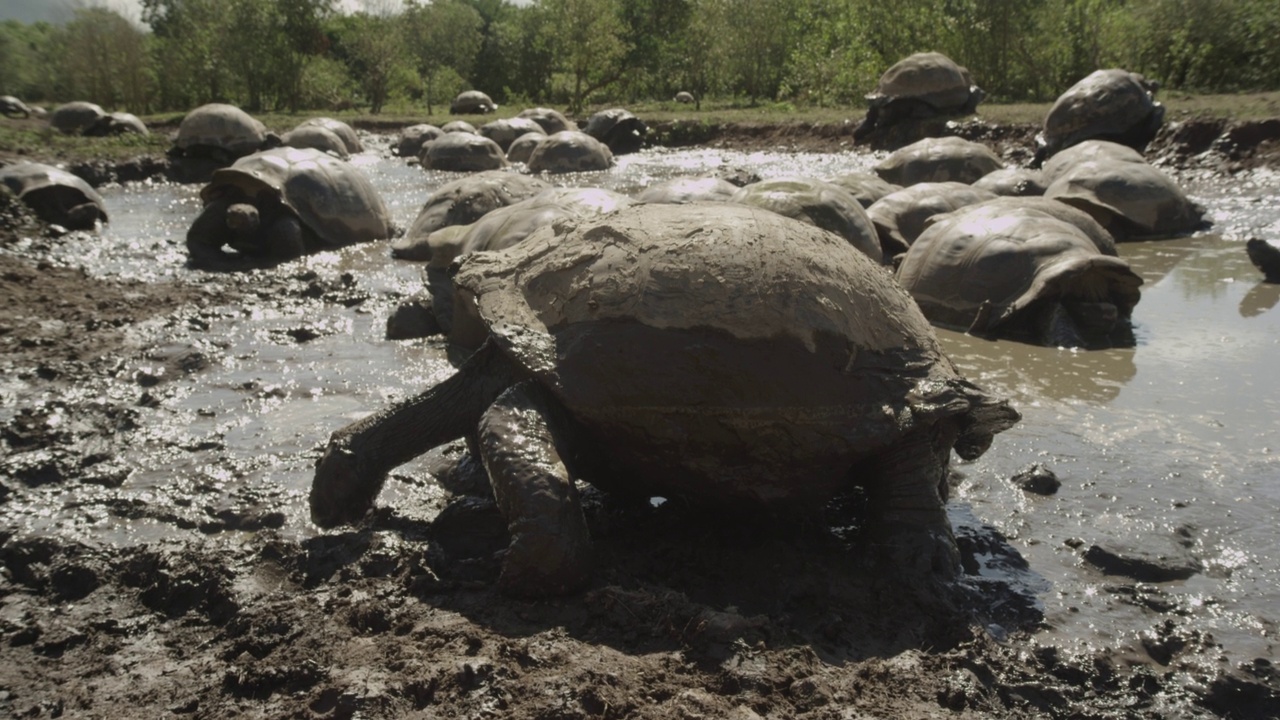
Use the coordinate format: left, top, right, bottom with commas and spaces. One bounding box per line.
1010, 463, 1060, 495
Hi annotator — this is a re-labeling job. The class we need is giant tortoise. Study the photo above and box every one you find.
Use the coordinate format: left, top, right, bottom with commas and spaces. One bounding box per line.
1044, 159, 1206, 240
395, 124, 444, 157
297, 117, 363, 154
392, 171, 552, 260
526, 131, 614, 174
731, 176, 883, 261
312, 202, 1020, 597
584, 108, 648, 155
1035, 69, 1164, 165
171, 103, 279, 164
419, 132, 508, 172
451, 91, 497, 115
49, 101, 108, 135
0, 161, 109, 230
516, 107, 577, 135
874, 136, 1005, 187
186, 147, 392, 268
866, 182, 997, 260
854, 53, 985, 143
897, 202, 1143, 347
1, 95, 33, 119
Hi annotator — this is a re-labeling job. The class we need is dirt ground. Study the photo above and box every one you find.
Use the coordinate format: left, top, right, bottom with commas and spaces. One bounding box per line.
2, 118, 1280, 719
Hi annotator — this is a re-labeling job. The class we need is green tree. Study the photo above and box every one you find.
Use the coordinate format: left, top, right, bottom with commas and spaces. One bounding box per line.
142, 0, 230, 107
332, 12, 414, 114
540, 0, 631, 113
403, 0, 484, 113
55, 7, 152, 110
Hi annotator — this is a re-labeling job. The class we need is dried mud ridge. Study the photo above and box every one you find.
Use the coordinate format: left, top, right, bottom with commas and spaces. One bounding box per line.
3, 125, 1280, 717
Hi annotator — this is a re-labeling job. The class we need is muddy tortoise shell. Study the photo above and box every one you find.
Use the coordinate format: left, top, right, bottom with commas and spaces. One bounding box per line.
175, 103, 272, 158
1039, 69, 1164, 160
526, 131, 615, 174
450, 202, 1017, 506
201, 147, 392, 249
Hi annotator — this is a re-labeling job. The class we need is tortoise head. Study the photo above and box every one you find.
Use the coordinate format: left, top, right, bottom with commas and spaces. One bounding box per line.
225, 203, 260, 235
310, 440, 386, 528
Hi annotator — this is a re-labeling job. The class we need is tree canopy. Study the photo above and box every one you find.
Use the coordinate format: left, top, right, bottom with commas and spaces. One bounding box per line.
1, 0, 1277, 114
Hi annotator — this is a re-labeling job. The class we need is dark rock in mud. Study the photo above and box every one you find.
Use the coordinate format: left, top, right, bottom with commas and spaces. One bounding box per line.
1199, 658, 1280, 719
1083, 542, 1200, 582
1010, 463, 1061, 495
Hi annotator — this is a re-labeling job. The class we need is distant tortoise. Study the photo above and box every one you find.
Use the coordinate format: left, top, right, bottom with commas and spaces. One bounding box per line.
874, 136, 1004, 187
394, 187, 633, 345
1040, 140, 1147, 186
1044, 159, 1206, 240
526, 131, 614, 174
171, 103, 280, 165
395, 124, 444, 157
584, 108, 648, 155
1246, 238, 1280, 283
635, 176, 739, 204
972, 167, 1046, 197
281, 123, 350, 159
1, 95, 33, 118
853, 52, 985, 143
49, 101, 108, 135
186, 147, 392, 269
392, 170, 551, 260
95, 111, 149, 136
824, 173, 903, 208
419, 132, 508, 172
897, 202, 1143, 347
297, 117, 363, 154
312, 202, 1020, 596
451, 91, 497, 115
441, 120, 477, 134
731, 176, 883, 262
1035, 69, 1164, 166
506, 132, 548, 164
936, 196, 1119, 257
0, 161, 108, 230
479, 117, 544, 152
675, 91, 695, 104
517, 107, 577, 135
866, 182, 997, 260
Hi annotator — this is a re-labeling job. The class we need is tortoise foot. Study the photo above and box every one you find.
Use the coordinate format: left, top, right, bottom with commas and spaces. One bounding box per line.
497, 518, 592, 598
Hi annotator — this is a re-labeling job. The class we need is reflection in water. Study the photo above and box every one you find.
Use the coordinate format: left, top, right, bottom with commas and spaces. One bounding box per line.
1239, 281, 1280, 317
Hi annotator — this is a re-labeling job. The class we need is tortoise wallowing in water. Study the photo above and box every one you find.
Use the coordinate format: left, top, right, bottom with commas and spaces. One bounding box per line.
0, 161, 109, 230
311, 203, 1020, 597
853, 53, 985, 144
185, 147, 392, 268
1035, 69, 1164, 166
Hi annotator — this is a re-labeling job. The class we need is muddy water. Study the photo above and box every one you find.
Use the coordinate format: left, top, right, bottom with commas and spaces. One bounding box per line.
9, 140, 1280, 673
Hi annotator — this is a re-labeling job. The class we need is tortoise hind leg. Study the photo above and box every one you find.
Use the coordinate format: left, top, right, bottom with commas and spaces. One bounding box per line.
478, 381, 592, 598
865, 427, 962, 580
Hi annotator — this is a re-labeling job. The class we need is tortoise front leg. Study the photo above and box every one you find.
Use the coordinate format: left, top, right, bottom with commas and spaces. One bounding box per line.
477, 381, 592, 598
865, 427, 962, 580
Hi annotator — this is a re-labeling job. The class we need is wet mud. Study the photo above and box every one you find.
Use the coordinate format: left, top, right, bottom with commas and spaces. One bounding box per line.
2, 124, 1280, 718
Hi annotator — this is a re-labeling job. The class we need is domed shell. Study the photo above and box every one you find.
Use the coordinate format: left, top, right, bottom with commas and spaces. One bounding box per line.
1, 95, 34, 118
1044, 159, 1206, 239
451, 90, 496, 115
897, 204, 1142, 336
526, 131, 614, 174
392, 170, 552, 260
451, 202, 1014, 504
1041, 140, 1146, 186
972, 167, 1046, 197
50, 101, 106, 134
867, 182, 997, 257
868, 52, 977, 112
516, 107, 577, 135
441, 120, 476, 134
297, 117, 362, 154
928, 196, 1118, 257
584, 108, 647, 155
479, 117, 544, 151
506, 132, 548, 164
0, 161, 109, 228
1039, 69, 1164, 160
420, 132, 508, 172
202, 147, 392, 249
824, 172, 903, 208
175, 103, 271, 158
675, 91, 695, 104
281, 124, 349, 158
874, 136, 1004, 186
636, 176, 739, 204
395, 124, 444, 157
731, 176, 883, 261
